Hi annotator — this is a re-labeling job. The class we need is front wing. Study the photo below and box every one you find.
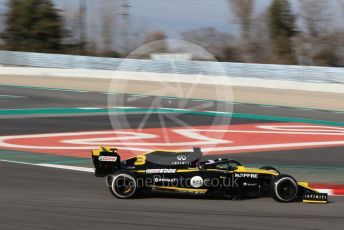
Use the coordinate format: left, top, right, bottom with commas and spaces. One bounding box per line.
298, 182, 328, 204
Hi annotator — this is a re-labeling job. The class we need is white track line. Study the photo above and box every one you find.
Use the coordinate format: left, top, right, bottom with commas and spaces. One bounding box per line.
0, 159, 94, 173
38, 163, 94, 172
0, 94, 25, 98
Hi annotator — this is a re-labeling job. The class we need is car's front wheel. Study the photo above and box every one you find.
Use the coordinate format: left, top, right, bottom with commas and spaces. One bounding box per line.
271, 174, 298, 202
110, 171, 138, 199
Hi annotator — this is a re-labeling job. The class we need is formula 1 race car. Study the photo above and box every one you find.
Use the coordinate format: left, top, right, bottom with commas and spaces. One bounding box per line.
92, 147, 328, 203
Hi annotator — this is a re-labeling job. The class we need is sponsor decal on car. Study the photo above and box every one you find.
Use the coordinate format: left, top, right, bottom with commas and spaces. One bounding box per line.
98, 156, 117, 162
154, 177, 178, 183
303, 193, 328, 201
190, 176, 203, 188
243, 182, 257, 187
234, 173, 258, 179
146, 169, 177, 173
171, 155, 192, 165
177, 155, 187, 161
171, 161, 192, 166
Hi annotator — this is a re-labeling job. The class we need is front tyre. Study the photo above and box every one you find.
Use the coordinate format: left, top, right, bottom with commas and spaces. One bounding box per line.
271, 174, 298, 202
110, 171, 138, 199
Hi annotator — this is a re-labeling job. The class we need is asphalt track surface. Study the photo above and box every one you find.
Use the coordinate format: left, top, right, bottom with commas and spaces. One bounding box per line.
1, 85, 344, 122
1, 161, 343, 230
1, 85, 343, 167
0, 85, 344, 229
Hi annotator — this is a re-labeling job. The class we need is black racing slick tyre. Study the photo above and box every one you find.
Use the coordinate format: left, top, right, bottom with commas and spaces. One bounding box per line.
260, 166, 280, 174
271, 174, 298, 202
109, 171, 138, 199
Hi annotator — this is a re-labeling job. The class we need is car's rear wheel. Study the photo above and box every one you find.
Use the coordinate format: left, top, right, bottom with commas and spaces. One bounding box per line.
271, 174, 298, 202
110, 171, 137, 199
260, 166, 280, 174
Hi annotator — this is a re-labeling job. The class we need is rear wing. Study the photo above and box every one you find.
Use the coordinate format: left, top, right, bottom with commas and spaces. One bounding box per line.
92, 147, 121, 177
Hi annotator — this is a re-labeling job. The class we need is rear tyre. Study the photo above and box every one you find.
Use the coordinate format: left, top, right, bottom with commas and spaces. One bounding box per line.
271, 174, 298, 202
260, 166, 280, 174
110, 171, 138, 199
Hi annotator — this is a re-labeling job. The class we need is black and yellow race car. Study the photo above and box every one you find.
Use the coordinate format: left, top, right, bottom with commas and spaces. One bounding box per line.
92, 147, 328, 203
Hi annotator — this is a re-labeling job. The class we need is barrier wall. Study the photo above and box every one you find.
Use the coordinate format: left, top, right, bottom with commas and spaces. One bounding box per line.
0, 50, 343, 84
1, 66, 344, 111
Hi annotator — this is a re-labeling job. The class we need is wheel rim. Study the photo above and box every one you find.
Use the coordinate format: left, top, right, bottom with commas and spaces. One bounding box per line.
112, 174, 136, 198
275, 178, 298, 202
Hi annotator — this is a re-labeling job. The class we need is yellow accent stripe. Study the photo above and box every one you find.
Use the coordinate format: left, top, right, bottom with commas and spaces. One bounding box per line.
131, 170, 146, 173
92, 149, 100, 156
297, 182, 319, 193
303, 200, 328, 204
152, 186, 207, 193
207, 169, 226, 172
233, 166, 278, 176
92, 146, 116, 156
177, 169, 231, 173
176, 169, 199, 173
